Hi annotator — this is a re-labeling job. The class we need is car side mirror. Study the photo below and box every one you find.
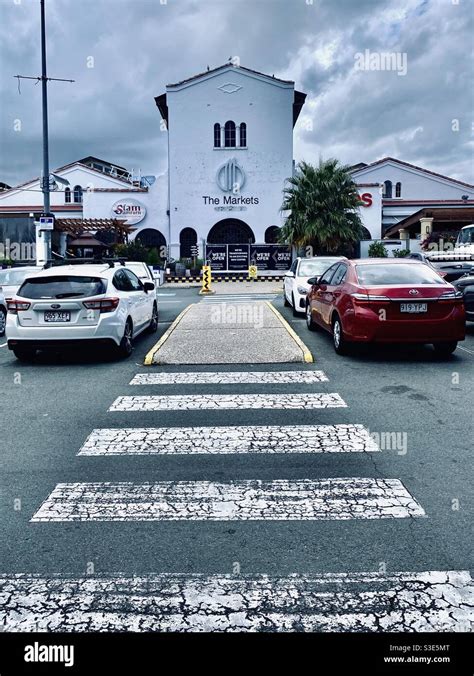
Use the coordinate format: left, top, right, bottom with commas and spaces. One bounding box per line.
307, 276, 320, 286
144, 282, 155, 292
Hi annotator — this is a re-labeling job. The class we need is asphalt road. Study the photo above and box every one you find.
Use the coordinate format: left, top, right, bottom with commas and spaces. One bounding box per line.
0, 286, 472, 629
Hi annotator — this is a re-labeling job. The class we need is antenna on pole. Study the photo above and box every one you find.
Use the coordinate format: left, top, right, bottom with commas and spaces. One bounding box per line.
14, 0, 75, 262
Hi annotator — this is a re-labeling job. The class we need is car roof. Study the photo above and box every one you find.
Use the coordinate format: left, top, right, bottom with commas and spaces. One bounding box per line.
24, 264, 113, 279
351, 258, 425, 265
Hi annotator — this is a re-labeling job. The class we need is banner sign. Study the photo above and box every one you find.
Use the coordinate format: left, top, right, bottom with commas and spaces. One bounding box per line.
205, 244, 292, 272
205, 245, 227, 271
228, 245, 250, 271
250, 245, 292, 271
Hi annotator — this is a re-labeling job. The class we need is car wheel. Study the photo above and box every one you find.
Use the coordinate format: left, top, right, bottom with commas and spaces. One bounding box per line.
147, 303, 158, 333
118, 318, 133, 358
13, 346, 36, 362
432, 341, 458, 356
0, 307, 6, 337
332, 315, 349, 355
306, 303, 316, 331
292, 293, 299, 317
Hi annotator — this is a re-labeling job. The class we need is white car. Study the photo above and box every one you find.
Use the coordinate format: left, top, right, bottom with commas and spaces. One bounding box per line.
283, 256, 345, 315
0, 290, 6, 337
6, 263, 158, 361
0, 266, 43, 301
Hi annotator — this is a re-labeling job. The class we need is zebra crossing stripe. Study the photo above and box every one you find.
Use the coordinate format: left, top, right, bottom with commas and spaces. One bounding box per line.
78, 424, 380, 456
129, 370, 329, 385
30, 479, 425, 522
108, 393, 346, 411
1, 570, 470, 632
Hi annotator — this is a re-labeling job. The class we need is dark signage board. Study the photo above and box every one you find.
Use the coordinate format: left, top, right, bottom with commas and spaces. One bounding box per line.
205, 244, 293, 272
251, 245, 292, 271
227, 244, 250, 271
205, 245, 227, 271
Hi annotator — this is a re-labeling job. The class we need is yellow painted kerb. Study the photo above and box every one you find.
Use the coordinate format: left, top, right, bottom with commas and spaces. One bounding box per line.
265, 301, 314, 363
144, 303, 195, 365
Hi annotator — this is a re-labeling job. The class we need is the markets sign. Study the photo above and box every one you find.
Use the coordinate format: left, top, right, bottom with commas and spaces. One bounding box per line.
205, 244, 292, 272
111, 199, 147, 225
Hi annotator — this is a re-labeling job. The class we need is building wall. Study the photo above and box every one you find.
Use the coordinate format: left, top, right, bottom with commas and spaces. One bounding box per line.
352, 163, 472, 201
166, 68, 295, 259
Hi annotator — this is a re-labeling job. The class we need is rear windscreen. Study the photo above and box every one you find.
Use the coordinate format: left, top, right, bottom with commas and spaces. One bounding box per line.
356, 264, 446, 286
18, 276, 107, 299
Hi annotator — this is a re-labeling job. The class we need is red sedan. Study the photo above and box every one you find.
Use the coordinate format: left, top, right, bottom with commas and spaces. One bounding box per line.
305, 258, 465, 356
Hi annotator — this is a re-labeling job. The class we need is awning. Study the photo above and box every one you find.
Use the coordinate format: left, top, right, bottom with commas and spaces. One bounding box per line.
54, 218, 133, 237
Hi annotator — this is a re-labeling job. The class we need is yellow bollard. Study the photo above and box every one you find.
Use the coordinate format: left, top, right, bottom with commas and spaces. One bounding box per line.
248, 264, 258, 280
199, 265, 215, 295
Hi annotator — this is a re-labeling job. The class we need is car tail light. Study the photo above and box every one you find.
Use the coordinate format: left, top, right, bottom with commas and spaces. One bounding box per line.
7, 300, 31, 314
438, 291, 464, 303
351, 293, 390, 304
83, 297, 120, 313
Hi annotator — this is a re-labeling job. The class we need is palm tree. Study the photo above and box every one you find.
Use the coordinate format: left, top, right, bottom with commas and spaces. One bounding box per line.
279, 159, 364, 254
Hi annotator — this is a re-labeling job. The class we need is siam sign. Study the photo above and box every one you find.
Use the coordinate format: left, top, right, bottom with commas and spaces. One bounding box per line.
111, 198, 147, 224
359, 193, 373, 207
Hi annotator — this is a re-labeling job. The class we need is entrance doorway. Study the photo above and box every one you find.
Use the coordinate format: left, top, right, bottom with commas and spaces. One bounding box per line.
207, 218, 255, 244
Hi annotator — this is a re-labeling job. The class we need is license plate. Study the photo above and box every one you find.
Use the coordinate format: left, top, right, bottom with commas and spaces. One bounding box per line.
44, 311, 71, 322
400, 303, 427, 313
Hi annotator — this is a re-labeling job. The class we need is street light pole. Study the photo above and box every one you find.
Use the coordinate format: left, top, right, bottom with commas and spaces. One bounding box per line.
40, 0, 51, 261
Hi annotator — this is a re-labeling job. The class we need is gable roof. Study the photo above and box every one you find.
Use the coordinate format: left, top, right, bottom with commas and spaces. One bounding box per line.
350, 157, 474, 189
155, 63, 306, 128
0, 160, 132, 199
166, 62, 295, 89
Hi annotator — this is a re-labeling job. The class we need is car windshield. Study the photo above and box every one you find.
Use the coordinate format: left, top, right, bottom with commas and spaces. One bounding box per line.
356, 264, 447, 286
457, 227, 474, 245
0, 268, 38, 286
18, 276, 107, 299
298, 259, 340, 277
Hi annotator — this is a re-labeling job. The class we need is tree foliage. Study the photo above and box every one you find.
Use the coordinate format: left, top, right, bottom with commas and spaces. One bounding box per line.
279, 159, 364, 254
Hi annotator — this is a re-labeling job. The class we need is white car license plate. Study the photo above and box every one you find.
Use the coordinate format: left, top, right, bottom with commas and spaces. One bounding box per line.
400, 303, 427, 313
44, 311, 71, 322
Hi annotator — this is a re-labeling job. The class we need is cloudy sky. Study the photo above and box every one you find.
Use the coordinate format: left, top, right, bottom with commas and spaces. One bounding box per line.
0, 0, 472, 187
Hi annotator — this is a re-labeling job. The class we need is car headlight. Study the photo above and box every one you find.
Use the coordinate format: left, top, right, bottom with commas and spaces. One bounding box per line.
297, 285, 308, 295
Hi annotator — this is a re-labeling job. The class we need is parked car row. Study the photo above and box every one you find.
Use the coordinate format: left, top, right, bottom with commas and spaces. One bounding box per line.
2, 261, 159, 357
285, 257, 468, 357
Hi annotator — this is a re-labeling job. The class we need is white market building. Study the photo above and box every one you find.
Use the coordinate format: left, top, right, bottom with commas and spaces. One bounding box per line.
1, 63, 473, 268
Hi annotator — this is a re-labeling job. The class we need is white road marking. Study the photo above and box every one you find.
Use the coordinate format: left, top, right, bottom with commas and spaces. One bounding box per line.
79, 424, 380, 456
109, 393, 346, 411
0, 342, 7, 348
156, 293, 176, 297
458, 345, 474, 356
2, 570, 470, 632
31, 479, 425, 522
130, 370, 328, 385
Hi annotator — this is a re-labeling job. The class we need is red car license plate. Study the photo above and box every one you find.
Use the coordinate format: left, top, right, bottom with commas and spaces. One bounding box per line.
44, 311, 71, 322
400, 303, 427, 313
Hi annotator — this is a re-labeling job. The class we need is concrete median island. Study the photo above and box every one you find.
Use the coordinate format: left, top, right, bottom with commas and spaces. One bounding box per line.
145, 301, 313, 365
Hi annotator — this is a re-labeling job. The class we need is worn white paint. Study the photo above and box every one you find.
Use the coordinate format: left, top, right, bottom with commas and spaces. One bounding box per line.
108, 393, 347, 411
30, 479, 425, 522
129, 370, 329, 385
78, 424, 380, 456
1, 570, 471, 632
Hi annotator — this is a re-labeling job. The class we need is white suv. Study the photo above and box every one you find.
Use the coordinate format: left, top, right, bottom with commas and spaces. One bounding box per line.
284, 256, 345, 316
6, 264, 158, 361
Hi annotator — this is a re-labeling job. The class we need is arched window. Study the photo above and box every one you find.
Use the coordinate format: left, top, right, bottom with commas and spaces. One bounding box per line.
239, 122, 247, 147
264, 226, 280, 243
214, 123, 221, 148
73, 185, 83, 203
64, 187, 71, 203
224, 121, 236, 148
383, 180, 392, 198
395, 181, 402, 198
